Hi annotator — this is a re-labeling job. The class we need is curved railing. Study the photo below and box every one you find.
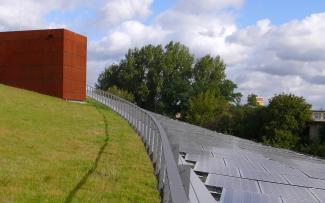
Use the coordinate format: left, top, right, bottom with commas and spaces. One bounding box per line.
87, 86, 188, 203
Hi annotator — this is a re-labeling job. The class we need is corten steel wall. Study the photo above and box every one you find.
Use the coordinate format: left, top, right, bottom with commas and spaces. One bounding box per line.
0, 29, 87, 101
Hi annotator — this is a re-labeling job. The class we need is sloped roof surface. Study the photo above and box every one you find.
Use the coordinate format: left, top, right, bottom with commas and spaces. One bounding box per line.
152, 113, 325, 203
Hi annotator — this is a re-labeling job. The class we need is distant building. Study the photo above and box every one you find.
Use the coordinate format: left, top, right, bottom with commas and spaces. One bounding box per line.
256, 97, 264, 106
311, 110, 325, 122
308, 110, 325, 140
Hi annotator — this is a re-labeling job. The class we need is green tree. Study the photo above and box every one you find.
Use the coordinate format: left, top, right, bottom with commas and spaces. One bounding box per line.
247, 94, 258, 106
187, 90, 228, 127
161, 42, 194, 116
262, 93, 312, 148
107, 86, 134, 102
96, 41, 241, 118
192, 55, 242, 104
96, 45, 165, 111
230, 105, 265, 140
263, 129, 299, 149
96, 64, 120, 91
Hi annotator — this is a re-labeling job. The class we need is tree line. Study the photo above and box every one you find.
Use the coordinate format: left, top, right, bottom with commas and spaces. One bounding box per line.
96, 42, 325, 157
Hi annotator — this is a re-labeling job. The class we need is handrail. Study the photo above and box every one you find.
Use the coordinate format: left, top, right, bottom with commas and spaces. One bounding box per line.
86, 86, 189, 203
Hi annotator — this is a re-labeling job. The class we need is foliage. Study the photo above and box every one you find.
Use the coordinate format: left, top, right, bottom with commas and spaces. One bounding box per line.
262, 93, 312, 147
300, 139, 325, 158
97, 45, 165, 111
192, 55, 241, 104
230, 105, 265, 141
247, 94, 258, 106
107, 85, 134, 102
262, 129, 299, 149
160, 42, 194, 116
187, 90, 228, 127
205, 111, 234, 135
96, 41, 241, 116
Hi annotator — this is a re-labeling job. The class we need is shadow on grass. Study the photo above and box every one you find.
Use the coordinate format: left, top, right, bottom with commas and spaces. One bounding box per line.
64, 104, 109, 203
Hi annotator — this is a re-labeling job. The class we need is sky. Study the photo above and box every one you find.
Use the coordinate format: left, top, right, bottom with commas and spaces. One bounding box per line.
1, 0, 325, 108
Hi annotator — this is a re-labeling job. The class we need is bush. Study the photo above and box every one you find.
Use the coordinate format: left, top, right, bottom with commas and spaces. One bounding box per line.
262, 93, 311, 148
300, 140, 325, 158
187, 90, 228, 127
106, 86, 134, 102
262, 129, 298, 149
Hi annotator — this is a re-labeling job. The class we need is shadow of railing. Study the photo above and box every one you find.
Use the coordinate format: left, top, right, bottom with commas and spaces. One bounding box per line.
86, 86, 189, 203
64, 105, 110, 203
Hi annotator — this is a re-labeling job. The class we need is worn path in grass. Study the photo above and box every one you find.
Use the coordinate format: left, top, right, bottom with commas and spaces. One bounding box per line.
0, 84, 160, 203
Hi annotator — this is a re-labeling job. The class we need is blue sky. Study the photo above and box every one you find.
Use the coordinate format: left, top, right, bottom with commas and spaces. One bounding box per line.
237, 0, 325, 26
1, 0, 325, 108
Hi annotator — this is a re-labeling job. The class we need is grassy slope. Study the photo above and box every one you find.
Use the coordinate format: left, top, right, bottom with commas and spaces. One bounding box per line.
0, 84, 160, 203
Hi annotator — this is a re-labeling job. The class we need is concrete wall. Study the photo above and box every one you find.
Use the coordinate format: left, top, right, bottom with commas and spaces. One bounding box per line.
0, 29, 87, 101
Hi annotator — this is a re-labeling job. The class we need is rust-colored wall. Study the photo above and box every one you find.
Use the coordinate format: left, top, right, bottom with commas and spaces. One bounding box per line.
0, 29, 87, 101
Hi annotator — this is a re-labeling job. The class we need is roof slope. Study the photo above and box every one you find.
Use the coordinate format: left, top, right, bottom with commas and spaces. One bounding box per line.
152, 113, 325, 203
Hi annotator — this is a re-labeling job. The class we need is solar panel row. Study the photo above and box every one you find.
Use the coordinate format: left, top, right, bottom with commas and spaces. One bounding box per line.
151, 113, 325, 203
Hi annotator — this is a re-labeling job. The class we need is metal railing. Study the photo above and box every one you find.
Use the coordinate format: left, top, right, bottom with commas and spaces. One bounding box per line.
87, 86, 189, 203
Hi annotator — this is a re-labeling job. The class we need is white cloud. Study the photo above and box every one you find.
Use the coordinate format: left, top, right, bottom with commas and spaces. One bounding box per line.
89, 20, 167, 61
0, 0, 87, 31
227, 13, 325, 108
100, 0, 153, 25
231, 70, 325, 108
227, 19, 272, 46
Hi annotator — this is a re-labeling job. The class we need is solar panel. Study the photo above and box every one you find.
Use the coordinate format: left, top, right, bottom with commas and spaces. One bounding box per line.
259, 181, 318, 202
206, 174, 260, 193
185, 151, 214, 162
310, 188, 325, 202
281, 197, 316, 203
261, 163, 306, 177
239, 169, 288, 184
300, 168, 325, 180
284, 174, 325, 189
151, 113, 325, 202
194, 161, 240, 177
225, 158, 265, 172
220, 188, 282, 203
188, 168, 216, 203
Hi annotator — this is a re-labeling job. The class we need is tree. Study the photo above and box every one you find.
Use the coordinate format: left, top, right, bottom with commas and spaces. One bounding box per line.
247, 94, 258, 106
262, 93, 312, 148
193, 55, 225, 93
192, 55, 242, 104
187, 90, 228, 127
107, 86, 134, 102
96, 41, 241, 118
160, 42, 194, 116
96, 64, 120, 91
263, 129, 299, 149
96, 45, 165, 111
230, 105, 265, 141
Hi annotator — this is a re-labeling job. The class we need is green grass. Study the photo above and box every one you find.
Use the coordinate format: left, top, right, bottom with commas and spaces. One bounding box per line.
0, 84, 160, 203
